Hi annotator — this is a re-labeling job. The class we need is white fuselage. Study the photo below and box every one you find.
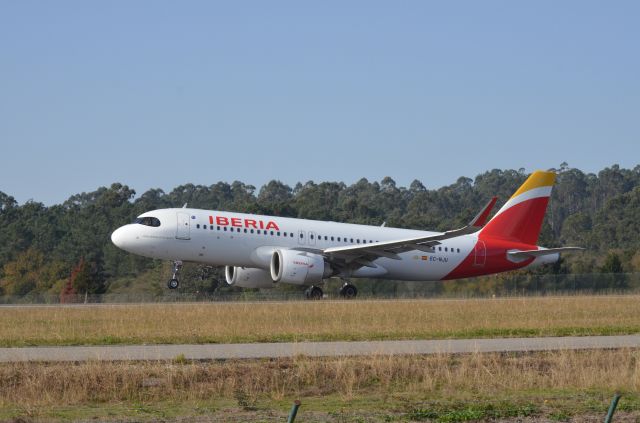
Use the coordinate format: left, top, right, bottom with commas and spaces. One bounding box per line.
112, 208, 478, 281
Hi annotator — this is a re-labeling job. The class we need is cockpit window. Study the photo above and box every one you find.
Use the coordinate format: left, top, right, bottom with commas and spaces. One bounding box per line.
133, 216, 161, 227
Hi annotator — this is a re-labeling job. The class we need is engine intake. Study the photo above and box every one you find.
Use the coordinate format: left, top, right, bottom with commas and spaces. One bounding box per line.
225, 266, 276, 289
270, 249, 331, 285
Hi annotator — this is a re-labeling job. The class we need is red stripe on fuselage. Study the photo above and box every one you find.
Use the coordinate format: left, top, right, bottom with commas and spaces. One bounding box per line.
443, 237, 536, 280
443, 195, 549, 280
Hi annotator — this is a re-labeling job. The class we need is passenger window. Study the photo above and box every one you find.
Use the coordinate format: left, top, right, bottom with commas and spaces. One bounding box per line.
223, 227, 227, 231
300, 233, 304, 238
210, 226, 214, 230
244, 228, 247, 233
350, 238, 354, 243
251, 229, 254, 233
270, 231, 274, 235
196, 224, 200, 229
331, 236, 334, 241
337, 237, 341, 241
457, 248, 460, 253
277, 232, 280, 236
290, 233, 293, 237
310, 234, 314, 240
357, 239, 360, 244
445, 247, 448, 252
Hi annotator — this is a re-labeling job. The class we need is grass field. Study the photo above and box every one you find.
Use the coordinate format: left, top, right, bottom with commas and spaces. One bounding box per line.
0, 349, 639, 421
0, 295, 639, 347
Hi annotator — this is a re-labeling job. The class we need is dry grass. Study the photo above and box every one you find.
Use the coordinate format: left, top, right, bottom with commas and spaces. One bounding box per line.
0, 350, 639, 419
0, 295, 639, 347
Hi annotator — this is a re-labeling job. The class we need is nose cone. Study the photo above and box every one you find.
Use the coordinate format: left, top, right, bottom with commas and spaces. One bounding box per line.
111, 226, 129, 250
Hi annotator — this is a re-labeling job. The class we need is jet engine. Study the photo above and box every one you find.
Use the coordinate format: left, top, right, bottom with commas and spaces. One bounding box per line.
225, 266, 276, 289
270, 249, 332, 285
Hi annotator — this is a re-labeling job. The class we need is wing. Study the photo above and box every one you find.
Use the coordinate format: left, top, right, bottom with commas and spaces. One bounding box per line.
321, 197, 498, 269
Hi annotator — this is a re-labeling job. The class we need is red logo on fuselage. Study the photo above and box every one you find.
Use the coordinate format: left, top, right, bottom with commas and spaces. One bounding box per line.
208, 215, 280, 231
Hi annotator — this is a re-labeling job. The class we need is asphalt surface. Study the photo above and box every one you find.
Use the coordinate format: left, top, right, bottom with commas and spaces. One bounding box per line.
1, 335, 640, 362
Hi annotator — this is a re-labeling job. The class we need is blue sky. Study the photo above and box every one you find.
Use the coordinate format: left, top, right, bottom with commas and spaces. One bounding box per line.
1, 1, 638, 205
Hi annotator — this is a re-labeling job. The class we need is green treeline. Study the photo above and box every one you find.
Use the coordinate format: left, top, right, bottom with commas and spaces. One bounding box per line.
1, 163, 640, 298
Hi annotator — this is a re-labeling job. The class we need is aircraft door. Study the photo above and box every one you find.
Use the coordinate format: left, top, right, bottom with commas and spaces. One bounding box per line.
308, 231, 317, 246
474, 240, 486, 266
176, 212, 191, 240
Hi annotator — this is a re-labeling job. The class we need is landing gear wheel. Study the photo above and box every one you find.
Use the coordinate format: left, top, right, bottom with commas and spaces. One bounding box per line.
305, 286, 324, 300
167, 260, 183, 290
339, 283, 358, 299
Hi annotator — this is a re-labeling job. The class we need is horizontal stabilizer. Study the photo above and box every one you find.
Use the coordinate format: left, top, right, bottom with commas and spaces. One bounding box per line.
507, 247, 585, 259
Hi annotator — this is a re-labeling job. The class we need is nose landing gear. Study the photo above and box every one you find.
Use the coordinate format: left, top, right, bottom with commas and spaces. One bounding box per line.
167, 260, 183, 289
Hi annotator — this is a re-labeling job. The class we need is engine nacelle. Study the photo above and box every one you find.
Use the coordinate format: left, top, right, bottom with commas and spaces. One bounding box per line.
270, 249, 331, 285
225, 266, 277, 289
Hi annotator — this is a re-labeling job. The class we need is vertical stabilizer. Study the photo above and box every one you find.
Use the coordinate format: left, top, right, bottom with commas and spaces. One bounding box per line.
480, 170, 555, 245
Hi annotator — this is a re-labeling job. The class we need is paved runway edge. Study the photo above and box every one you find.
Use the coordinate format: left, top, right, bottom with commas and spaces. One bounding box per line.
2, 335, 640, 362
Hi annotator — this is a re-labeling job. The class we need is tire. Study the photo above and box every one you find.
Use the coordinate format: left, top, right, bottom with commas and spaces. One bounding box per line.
340, 284, 357, 299
308, 286, 323, 300
168, 279, 179, 289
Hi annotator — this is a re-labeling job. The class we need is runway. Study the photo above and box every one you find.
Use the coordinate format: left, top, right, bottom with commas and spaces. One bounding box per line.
1, 335, 640, 362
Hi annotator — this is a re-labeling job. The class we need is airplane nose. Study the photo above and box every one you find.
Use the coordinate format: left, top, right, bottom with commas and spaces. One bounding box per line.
111, 226, 128, 250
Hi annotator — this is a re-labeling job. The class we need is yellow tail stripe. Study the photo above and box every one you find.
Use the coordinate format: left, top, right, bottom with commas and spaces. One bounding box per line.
510, 171, 556, 199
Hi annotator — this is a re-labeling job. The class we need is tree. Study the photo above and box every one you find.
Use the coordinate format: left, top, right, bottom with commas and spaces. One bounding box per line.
0, 248, 64, 296
257, 181, 295, 216
0, 191, 17, 211
67, 258, 97, 296
601, 252, 623, 274
600, 252, 627, 289
60, 258, 82, 303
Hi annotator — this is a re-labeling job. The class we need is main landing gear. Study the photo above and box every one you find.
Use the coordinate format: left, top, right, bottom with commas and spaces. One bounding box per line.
339, 282, 358, 299
305, 285, 324, 300
304, 282, 359, 300
167, 260, 183, 289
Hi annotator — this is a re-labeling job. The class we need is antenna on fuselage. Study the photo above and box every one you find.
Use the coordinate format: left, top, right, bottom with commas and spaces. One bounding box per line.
182, 203, 188, 208
381, 222, 386, 227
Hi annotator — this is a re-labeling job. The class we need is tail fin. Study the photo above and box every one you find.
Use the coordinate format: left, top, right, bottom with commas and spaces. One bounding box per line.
480, 170, 556, 245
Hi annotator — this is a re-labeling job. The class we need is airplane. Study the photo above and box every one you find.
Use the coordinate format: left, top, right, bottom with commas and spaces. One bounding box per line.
111, 170, 583, 299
